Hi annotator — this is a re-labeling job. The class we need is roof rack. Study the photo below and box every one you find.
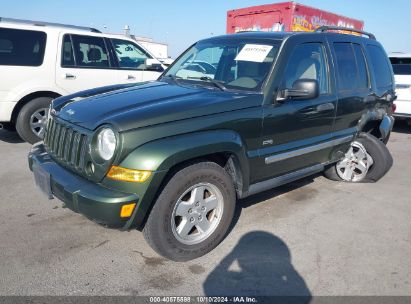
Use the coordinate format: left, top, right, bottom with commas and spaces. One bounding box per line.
315, 26, 376, 40
0, 17, 101, 33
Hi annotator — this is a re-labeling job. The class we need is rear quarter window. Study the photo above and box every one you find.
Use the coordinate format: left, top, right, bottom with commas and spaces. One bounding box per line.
0, 28, 47, 66
366, 45, 393, 89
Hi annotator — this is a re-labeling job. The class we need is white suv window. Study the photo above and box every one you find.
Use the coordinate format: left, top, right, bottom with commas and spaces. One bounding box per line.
111, 38, 151, 70
0, 28, 46, 66
62, 34, 111, 68
390, 57, 411, 76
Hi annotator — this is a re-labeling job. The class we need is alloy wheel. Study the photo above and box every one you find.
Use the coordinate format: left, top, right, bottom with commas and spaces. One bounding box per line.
29, 108, 49, 138
171, 183, 224, 245
336, 141, 374, 182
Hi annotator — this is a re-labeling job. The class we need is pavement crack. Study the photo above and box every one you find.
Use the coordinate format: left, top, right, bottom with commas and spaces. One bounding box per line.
93, 240, 109, 249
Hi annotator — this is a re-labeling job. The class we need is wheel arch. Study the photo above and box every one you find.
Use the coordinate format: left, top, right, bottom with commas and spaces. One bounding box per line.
11, 91, 61, 124
120, 130, 250, 230
357, 109, 394, 142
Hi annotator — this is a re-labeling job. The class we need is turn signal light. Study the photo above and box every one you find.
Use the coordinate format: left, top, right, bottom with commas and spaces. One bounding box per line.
107, 166, 151, 183
120, 203, 136, 218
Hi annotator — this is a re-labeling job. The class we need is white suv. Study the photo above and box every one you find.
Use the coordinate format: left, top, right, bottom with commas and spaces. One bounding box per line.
0, 18, 164, 143
390, 53, 411, 125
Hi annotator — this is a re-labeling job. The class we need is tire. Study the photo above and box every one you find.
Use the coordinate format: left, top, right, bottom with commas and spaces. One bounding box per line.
324, 133, 393, 183
143, 162, 236, 261
16, 97, 52, 144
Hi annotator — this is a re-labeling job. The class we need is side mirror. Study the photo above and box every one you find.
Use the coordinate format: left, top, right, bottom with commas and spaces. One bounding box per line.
279, 79, 319, 101
145, 58, 164, 72
160, 58, 174, 66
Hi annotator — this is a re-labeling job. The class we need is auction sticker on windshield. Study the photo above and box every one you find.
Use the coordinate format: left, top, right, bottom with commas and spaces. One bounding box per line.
235, 44, 273, 62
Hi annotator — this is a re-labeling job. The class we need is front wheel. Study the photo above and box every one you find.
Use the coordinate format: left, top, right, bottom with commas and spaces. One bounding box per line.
324, 133, 393, 183
143, 162, 236, 261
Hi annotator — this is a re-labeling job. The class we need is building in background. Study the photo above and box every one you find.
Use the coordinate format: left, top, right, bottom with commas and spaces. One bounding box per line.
227, 2, 364, 34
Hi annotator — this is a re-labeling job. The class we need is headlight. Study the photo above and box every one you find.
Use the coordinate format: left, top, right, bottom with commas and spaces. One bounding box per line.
96, 128, 117, 161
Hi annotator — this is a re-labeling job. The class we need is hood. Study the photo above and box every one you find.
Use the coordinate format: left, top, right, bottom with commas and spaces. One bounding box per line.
52, 81, 262, 131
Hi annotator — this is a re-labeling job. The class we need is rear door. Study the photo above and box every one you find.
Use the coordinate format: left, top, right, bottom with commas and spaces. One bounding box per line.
327, 36, 374, 137
257, 36, 338, 183
55, 33, 118, 94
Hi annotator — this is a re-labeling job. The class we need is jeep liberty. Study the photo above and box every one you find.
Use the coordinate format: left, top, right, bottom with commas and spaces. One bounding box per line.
29, 27, 395, 261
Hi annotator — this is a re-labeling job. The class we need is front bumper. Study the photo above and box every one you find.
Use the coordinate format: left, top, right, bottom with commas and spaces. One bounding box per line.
28, 144, 139, 229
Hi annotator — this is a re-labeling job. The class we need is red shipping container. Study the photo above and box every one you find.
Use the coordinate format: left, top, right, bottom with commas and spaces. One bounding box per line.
227, 2, 364, 34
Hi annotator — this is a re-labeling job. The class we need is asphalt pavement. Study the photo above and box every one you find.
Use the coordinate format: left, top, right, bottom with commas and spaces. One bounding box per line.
0, 122, 410, 296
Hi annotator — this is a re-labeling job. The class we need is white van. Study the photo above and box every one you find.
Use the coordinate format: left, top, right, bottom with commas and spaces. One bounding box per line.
389, 53, 411, 125
0, 18, 164, 143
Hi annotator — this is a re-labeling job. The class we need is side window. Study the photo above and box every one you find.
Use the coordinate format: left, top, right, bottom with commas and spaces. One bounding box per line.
283, 43, 329, 94
352, 44, 369, 89
70, 35, 110, 68
0, 38, 13, 53
334, 43, 361, 91
111, 39, 151, 70
0, 28, 46, 66
61, 35, 75, 67
367, 45, 393, 89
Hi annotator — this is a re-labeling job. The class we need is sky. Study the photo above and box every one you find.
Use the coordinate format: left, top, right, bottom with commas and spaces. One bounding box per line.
1, 0, 410, 58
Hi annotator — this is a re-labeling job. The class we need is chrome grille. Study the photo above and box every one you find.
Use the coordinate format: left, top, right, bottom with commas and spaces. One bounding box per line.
44, 117, 89, 172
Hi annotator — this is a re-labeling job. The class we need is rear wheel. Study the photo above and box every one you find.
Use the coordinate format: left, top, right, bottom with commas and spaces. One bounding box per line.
16, 97, 52, 144
143, 162, 236, 261
324, 133, 393, 183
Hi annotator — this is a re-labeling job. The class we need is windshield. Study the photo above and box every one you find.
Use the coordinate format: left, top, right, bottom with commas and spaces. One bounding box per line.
163, 39, 280, 91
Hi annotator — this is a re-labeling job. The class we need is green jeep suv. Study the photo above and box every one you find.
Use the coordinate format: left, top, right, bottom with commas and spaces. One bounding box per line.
29, 27, 395, 261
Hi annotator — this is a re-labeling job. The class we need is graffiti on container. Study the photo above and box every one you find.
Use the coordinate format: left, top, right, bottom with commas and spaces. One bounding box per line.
234, 22, 285, 33
292, 14, 355, 32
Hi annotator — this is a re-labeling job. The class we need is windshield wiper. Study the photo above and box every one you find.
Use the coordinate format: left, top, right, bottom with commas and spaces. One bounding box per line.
188, 76, 227, 91
163, 74, 182, 84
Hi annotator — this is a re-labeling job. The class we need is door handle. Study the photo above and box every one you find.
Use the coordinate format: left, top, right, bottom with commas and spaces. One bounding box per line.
298, 103, 335, 116
316, 103, 335, 112
127, 75, 136, 80
64, 73, 76, 79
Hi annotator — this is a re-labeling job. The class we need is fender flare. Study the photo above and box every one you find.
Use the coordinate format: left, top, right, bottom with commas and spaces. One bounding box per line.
119, 130, 250, 230
120, 129, 249, 182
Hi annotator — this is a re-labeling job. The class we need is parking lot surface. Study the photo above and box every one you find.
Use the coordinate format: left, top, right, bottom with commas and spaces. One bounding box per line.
0, 123, 410, 296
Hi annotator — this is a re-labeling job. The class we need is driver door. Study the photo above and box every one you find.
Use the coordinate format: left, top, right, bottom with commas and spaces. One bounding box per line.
256, 39, 338, 182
